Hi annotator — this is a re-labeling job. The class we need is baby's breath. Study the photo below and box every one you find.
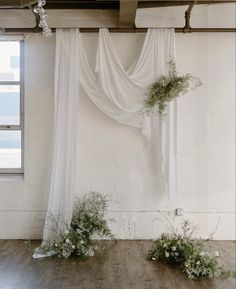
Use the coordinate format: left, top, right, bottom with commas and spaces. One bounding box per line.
148, 220, 232, 280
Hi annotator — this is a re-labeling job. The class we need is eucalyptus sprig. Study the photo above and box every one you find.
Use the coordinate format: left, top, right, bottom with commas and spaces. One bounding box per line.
144, 60, 202, 119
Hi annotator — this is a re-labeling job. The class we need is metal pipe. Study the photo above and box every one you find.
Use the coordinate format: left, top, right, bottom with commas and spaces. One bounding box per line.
183, 2, 195, 33
2, 27, 236, 33
28, 4, 40, 30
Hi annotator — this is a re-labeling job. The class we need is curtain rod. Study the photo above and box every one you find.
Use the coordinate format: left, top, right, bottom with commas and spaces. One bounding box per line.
2, 27, 236, 33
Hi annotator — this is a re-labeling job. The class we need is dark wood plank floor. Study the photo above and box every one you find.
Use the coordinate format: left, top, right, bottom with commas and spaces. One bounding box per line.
0, 240, 235, 289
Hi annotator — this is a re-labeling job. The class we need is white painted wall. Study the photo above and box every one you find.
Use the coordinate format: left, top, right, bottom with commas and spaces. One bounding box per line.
0, 4, 235, 239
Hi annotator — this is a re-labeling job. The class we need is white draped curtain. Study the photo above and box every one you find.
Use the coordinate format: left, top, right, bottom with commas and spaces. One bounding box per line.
43, 27, 177, 242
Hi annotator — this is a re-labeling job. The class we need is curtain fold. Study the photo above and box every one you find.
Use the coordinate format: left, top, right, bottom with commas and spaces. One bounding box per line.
42, 27, 177, 243
80, 28, 177, 199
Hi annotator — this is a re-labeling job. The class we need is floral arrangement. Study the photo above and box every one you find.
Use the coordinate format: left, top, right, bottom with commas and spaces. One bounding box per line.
148, 220, 232, 280
144, 60, 202, 119
34, 192, 112, 259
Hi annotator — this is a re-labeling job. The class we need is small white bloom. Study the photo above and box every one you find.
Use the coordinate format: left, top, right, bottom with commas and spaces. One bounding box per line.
214, 251, 220, 257
165, 251, 170, 258
65, 238, 70, 243
54, 243, 58, 247
171, 246, 176, 251
86, 248, 94, 257
72, 245, 75, 249
151, 257, 156, 261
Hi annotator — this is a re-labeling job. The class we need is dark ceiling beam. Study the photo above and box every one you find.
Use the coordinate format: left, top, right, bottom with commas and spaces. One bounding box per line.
138, 0, 236, 8
1, 0, 234, 9
119, 0, 138, 27
0, 0, 120, 9
44, 1, 119, 10
41, 0, 112, 10
0, 0, 37, 8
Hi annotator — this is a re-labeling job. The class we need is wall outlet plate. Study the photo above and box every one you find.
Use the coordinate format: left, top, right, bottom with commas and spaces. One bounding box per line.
175, 208, 184, 216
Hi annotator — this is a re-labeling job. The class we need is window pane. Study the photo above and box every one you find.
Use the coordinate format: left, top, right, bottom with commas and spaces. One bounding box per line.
0, 85, 20, 125
0, 130, 21, 168
0, 41, 20, 81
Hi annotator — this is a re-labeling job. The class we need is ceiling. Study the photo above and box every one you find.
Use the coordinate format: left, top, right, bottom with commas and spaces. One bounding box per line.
0, 0, 235, 9
0, 0, 235, 31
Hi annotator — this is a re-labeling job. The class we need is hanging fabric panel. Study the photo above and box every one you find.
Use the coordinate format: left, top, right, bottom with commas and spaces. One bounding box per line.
41, 27, 177, 246
42, 28, 80, 242
80, 28, 177, 199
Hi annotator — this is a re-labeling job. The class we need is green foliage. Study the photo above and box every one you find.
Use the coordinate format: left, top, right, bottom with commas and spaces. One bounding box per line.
144, 60, 202, 119
148, 220, 232, 280
35, 192, 112, 259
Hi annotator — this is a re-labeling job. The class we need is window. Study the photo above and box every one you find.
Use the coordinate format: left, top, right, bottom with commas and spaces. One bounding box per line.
0, 39, 24, 174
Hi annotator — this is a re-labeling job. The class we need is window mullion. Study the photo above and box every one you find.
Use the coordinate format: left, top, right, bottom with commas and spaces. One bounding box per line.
0, 81, 21, 85
0, 126, 22, 130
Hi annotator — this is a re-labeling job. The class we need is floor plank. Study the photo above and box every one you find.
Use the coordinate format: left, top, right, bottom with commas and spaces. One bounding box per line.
0, 240, 235, 289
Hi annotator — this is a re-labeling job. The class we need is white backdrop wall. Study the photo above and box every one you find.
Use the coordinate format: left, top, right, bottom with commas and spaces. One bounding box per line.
0, 4, 235, 239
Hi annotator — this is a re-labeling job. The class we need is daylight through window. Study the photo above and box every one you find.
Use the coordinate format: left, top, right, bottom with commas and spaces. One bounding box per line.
0, 40, 24, 174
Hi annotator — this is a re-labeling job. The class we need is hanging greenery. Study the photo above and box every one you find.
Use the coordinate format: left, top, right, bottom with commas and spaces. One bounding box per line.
144, 60, 202, 119
34, 192, 112, 259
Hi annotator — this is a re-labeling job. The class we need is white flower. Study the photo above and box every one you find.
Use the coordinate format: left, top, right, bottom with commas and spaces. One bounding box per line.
65, 238, 70, 243
151, 257, 156, 261
86, 248, 94, 257
54, 243, 58, 247
72, 245, 75, 249
214, 251, 220, 257
165, 251, 170, 258
171, 246, 176, 251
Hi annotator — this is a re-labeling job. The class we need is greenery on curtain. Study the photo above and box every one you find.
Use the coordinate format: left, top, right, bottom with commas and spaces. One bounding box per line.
144, 60, 202, 119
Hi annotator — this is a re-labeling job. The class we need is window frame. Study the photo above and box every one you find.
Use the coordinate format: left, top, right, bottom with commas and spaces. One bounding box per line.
0, 39, 24, 175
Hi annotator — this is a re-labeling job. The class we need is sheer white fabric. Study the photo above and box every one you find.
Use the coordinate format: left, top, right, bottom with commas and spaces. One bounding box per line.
42, 29, 80, 242
80, 28, 177, 199
41, 27, 177, 245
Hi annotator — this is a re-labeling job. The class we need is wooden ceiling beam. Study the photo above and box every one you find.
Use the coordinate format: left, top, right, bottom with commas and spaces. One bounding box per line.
138, 0, 236, 8
119, 0, 138, 28
0, 0, 37, 7
1, 1, 234, 9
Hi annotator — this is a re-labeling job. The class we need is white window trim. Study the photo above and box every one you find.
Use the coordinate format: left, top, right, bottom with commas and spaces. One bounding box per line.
0, 39, 24, 175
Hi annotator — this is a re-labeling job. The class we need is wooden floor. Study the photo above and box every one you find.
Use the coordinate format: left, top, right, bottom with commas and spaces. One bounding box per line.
0, 240, 235, 289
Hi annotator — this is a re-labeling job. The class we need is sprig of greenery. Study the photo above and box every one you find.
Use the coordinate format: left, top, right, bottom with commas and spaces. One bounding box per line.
144, 60, 202, 119
35, 192, 112, 259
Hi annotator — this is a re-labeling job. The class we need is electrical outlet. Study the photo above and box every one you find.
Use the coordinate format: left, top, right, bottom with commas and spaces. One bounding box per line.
175, 208, 184, 216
